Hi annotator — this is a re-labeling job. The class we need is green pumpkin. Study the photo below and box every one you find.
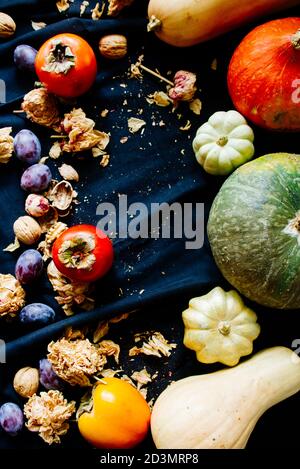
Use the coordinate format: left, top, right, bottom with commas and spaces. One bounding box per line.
207, 153, 300, 309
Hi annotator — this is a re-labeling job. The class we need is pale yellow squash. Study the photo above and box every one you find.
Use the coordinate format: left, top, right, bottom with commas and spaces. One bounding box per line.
147, 0, 300, 47
151, 347, 300, 448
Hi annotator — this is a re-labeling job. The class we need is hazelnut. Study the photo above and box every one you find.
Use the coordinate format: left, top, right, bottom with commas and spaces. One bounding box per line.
13, 216, 42, 245
13, 367, 39, 398
25, 194, 50, 218
99, 34, 127, 60
0, 12, 16, 39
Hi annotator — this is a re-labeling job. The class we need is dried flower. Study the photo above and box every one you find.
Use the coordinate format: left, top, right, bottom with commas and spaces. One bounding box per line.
13, 367, 39, 398
98, 340, 120, 363
131, 368, 152, 390
129, 332, 177, 358
47, 338, 108, 386
58, 164, 79, 182
47, 261, 94, 315
189, 98, 202, 115
61, 108, 110, 153
22, 88, 61, 129
56, 0, 70, 13
128, 117, 146, 133
24, 390, 75, 445
0, 274, 26, 318
0, 127, 14, 164
38, 206, 59, 233
91, 2, 105, 20
25, 194, 50, 218
49, 141, 62, 159
168, 70, 197, 102
80, 0, 89, 15
146, 91, 172, 107
38, 222, 68, 261
107, 0, 134, 16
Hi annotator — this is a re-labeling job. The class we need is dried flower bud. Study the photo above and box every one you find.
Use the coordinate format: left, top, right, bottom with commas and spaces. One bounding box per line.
0, 274, 26, 318
25, 194, 50, 218
22, 88, 61, 129
0, 12, 16, 38
99, 34, 127, 60
168, 70, 197, 102
13, 215, 42, 245
13, 367, 39, 398
0, 127, 14, 164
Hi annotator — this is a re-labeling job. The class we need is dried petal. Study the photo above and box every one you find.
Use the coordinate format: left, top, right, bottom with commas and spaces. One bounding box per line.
38, 206, 59, 233
189, 98, 202, 115
98, 340, 120, 363
24, 390, 75, 445
131, 368, 152, 390
58, 164, 79, 182
146, 91, 172, 107
92, 2, 105, 20
93, 320, 110, 343
0, 127, 14, 164
0, 274, 26, 318
80, 0, 89, 15
129, 332, 177, 358
56, 0, 70, 12
180, 120, 192, 131
31, 21, 47, 30
128, 117, 146, 134
49, 141, 62, 159
22, 88, 61, 129
38, 222, 68, 261
3, 237, 20, 252
107, 0, 134, 16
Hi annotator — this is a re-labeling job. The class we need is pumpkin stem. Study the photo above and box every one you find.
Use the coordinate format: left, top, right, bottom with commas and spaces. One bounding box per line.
217, 136, 228, 147
147, 15, 162, 33
291, 29, 300, 50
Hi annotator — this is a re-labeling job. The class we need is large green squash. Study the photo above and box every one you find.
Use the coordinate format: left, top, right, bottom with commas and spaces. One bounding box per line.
208, 153, 300, 309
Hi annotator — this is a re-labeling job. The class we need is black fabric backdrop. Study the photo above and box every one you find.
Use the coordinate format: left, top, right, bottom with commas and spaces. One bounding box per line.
0, 0, 299, 450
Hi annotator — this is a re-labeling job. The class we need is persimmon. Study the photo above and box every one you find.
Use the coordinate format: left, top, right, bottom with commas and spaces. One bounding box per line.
77, 378, 151, 449
35, 33, 97, 98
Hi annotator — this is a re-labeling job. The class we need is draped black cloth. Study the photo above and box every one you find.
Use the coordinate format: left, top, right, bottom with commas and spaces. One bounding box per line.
0, 0, 299, 450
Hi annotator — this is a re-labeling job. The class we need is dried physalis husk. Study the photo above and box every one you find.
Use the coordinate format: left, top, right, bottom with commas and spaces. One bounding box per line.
0, 274, 25, 318
99, 35, 127, 60
58, 164, 79, 182
22, 88, 61, 130
0, 13, 16, 38
13, 367, 39, 398
13, 216, 42, 245
38, 222, 68, 261
38, 206, 59, 233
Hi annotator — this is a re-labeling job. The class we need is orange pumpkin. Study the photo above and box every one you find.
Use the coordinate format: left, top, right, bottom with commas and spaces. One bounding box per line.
78, 378, 151, 449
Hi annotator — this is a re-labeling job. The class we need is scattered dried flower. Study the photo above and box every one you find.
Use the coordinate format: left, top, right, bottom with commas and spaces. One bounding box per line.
169, 70, 197, 102
179, 120, 192, 131
47, 338, 108, 386
64, 326, 86, 341
0, 127, 14, 164
3, 237, 20, 253
146, 91, 172, 107
91, 2, 105, 20
128, 117, 146, 134
189, 98, 202, 115
100, 369, 122, 378
58, 163, 79, 182
107, 0, 134, 16
47, 261, 94, 315
0, 274, 26, 318
49, 141, 62, 159
120, 136, 128, 144
100, 109, 109, 118
80, 0, 89, 15
129, 332, 177, 358
99, 153, 110, 167
131, 368, 152, 390
24, 390, 75, 445
38, 222, 68, 261
31, 21, 47, 30
98, 340, 120, 363
22, 88, 60, 129
56, 0, 70, 13
38, 206, 59, 233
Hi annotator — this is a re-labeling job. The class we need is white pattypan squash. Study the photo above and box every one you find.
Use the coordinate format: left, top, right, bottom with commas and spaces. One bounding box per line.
182, 287, 260, 366
192, 110, 255, 175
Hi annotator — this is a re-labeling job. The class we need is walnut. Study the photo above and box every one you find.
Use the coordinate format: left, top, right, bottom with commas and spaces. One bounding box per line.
13, 367, 39, 398
47, 338, 108, 386
99, 35, 127, 60
0, 13, 16, 38
168, 70, 197, 102
13, 215, 42, 245
0, 127, 13, 163
47, 261, 94, 315
107, 0, 134, 16
22, 88, 61, 129
0, 274, 26, 318
24, 390, 75, 445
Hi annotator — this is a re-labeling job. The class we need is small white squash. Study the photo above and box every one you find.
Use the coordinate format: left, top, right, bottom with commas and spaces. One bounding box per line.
192, 110, 255, 175
182, 287, 260, 366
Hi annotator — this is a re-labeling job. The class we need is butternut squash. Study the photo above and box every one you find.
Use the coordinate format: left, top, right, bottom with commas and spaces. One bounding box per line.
147, 0, 300, 47
151, 347, 300, 448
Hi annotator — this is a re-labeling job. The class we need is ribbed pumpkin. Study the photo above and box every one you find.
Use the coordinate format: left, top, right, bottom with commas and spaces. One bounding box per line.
207, 153, 300, 309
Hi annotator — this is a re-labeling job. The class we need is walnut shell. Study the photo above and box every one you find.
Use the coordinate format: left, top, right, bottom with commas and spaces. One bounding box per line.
99, 34, 127, 60
0, 12, 16, 38
13, 216, 42, 245
13, 367, 39, 398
